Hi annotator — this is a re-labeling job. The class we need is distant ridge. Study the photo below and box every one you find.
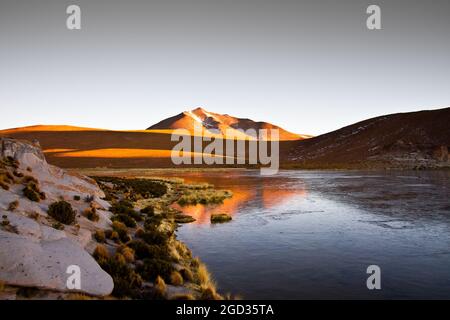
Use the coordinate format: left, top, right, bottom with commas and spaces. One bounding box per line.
287, 107, 450, 169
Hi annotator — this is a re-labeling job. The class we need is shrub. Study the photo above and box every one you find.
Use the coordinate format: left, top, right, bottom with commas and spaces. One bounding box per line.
153, 276, 167, 299
175, 214, 196, 224
94, 230, 106, 243
93, 244, 110, 261
138, 229, 169, 246
48, 201, 76, 225
112, 221, 131, 242
191, 257, 201, 269
136, 258, 175, 282
112, 214, 137, 228
140, 205, 154, 215
111, 201, 142, 222
180, 268, 194, 282
84, 195, 95, 203
127, 240, 169, 261
93, 177, 168, 199
199, 286, 222, 300
144, 215, 163, 228
197, 263, 215, 288
97, 255, 143, 298
117, 245, 135, 263
114, 253, 127, 265
135, 228, 145, 238
178, 189, 232, 206
210, 213, 232, 224
105, 229, 120, 242
13, 170, 24, 178
73, 195, 81, 201
104, 229, 113, 238
111, 200, 134, 213
23, 185, 41, 202
5, 156, 19, 169
84, 207, 100, 222
170, 271, 184, 286
8, 200, 19, 211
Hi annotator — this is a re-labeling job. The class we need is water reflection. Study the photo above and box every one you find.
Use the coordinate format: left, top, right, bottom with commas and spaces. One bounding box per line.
170, 171, 308, 224
160, 170, 450, 299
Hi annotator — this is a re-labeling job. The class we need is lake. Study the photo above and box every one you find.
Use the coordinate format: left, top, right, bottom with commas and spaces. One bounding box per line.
161, 169, 450, 299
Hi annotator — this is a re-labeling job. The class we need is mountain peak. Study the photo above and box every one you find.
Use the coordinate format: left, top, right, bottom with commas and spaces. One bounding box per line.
148, 108, 307, 141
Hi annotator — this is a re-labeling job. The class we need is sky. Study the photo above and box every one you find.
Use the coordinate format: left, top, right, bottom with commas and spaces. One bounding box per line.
1, 0, 449, 136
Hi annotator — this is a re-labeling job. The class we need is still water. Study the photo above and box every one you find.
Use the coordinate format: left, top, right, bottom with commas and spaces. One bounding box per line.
162, 170, 450, 299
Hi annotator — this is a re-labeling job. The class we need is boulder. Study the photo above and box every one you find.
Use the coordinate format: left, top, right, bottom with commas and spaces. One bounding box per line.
0, 231, 113, 296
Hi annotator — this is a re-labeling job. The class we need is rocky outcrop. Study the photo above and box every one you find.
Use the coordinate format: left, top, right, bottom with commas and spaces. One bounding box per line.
0, 138, 114, 297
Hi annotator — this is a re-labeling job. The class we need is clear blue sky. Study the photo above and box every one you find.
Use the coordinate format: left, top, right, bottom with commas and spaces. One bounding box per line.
1, 0, 449, 136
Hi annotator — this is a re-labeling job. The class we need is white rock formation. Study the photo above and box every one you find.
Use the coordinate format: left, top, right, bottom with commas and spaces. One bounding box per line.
0, 138, 114, 297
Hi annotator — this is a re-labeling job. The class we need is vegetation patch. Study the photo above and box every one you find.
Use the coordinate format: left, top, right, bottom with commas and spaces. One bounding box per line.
23, 182, 46, 202
140, 205, 154, 216
112, 214, 137, 228
1, 215, 18, 234
8, 200, 19, 211
97, 255, 143, 298
170, 270, 184, 286
112, 221, 131, 243
93, 176, 168, 201
94, 230, 106, 243
175, 214, 196, 224
127, 240, 170, 261
136, 258, 175, 283
178, 188, 232, 206
83, 207, 100, 222
210, 213, 232, 224
48, 201, 76, 225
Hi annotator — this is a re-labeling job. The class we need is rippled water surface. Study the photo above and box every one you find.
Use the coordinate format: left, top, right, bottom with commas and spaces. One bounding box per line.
159, 170, 450, 299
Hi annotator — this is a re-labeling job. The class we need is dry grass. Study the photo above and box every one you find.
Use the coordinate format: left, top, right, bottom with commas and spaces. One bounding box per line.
170, 271, 184, 286
154, 276, 167, 298
93, 244, 110, 261
197, 263, 215, 288
178, 189, 233, 206
171, 293, 196, 300
117, 245, 135, 263
94, 230, 106, 243
67, 293, 93, 300
83, 207, 100, 222
180, 268, 194, 282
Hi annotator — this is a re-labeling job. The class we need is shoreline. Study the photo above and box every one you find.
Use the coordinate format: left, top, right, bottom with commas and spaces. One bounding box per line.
86, 174, 233, 300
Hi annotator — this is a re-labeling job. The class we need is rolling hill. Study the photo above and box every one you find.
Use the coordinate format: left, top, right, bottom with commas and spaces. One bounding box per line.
287, 107, 450, 169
